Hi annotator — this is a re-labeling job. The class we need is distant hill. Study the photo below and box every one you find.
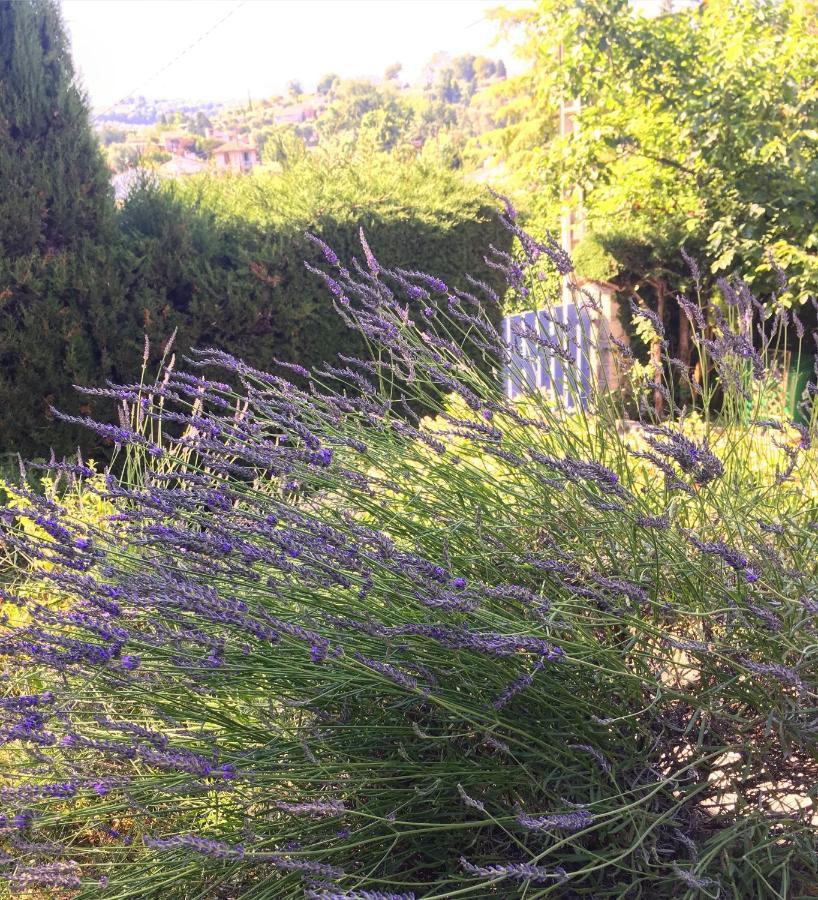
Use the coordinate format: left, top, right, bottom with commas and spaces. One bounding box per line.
95, 53, 510, 180
94, 96, 225, 127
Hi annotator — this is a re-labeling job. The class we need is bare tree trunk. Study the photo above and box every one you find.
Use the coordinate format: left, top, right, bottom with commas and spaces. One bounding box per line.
652, 280, 667, 418
678, 302, 692, 402
678, 303, 691, 369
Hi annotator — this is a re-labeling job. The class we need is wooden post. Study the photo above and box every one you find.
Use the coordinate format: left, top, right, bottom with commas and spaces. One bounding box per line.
559, 89, 627, 392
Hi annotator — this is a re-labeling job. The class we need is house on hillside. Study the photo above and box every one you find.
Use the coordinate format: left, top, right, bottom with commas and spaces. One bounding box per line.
162, 130, 197, 154
204, 128, 233, 142
213, 140, 258, 173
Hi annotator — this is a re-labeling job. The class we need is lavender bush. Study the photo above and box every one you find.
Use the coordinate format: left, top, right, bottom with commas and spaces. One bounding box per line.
1, 206, 817, 899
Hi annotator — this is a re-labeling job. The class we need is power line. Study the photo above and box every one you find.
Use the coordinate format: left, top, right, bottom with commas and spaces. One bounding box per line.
93, 1, 246, 121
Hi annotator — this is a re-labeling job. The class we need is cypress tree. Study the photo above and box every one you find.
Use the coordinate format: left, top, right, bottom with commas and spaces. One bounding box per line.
0, 0, 117, 458
0, 0, 112, 257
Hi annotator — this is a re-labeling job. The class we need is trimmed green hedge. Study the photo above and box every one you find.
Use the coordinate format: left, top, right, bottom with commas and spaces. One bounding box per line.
0, 157, 511, 457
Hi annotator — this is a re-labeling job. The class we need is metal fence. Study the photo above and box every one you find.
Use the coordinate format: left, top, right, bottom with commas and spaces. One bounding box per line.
502, 304, 593, 407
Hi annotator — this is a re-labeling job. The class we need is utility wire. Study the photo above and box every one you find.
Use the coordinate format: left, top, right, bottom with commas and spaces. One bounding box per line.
93, 1, 246, 121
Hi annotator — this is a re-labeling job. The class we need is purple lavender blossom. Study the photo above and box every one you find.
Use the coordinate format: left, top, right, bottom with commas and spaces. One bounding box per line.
642, 426, 724, 485
672, 866, 721, 892
688, 535, 752, 573
7, 861, 82, 891
359, 228, 380, 276
276, 799, 345, 817
680, 247, 702, 288
634, 513, 670, 530
456, 784, 486, 812
48, 408, 162, 455
491, 657, 546, 709
305, 232, 341, 268
394, 268, 447, 294
741, 659, 804, 692
143, 834, 343, 877
516, 808, 594, 832
305, 890, 416, 900
460, 857, 568, 884
569, 744, 612, 775
352, 653, 423, 693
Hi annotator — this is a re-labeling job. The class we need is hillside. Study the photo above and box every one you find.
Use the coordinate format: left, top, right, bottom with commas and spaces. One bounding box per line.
96, 53, 510, 181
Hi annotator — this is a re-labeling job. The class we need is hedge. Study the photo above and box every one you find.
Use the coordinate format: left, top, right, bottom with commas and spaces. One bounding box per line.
0, 156, 511, 458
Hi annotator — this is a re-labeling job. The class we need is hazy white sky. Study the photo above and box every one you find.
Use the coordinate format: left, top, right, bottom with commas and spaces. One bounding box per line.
61, 0, 526, 110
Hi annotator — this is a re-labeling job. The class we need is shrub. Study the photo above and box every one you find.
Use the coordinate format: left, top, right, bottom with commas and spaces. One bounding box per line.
119, 155, 509, 390
0, 158, 510, 459
0, 0, 112, 259
0, 0, 117, 460
0, 241, 130, 459
0, 209, 816, 898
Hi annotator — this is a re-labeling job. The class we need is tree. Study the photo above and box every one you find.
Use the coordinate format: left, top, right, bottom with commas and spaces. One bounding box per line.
193, 136, 221, 159
192, 111, 212, 135
416, 100, 458, 142
495, 59, 507, 78
261, 125, 306, 169
108, 142, 143, 173
320, 80, 384, 137
0, 0, 112, 257
286, 79, 303, 98
317, 73, 339, 95
474, 56, 497, 81
0, 0, 121, 455
421, 51, 452, 88
434, 69, 461, 105
359, 99, 415, 152
98, 125, 127, 146
384, 62, 402, 81
496, 0, 818, 308
452, 54, 476, 83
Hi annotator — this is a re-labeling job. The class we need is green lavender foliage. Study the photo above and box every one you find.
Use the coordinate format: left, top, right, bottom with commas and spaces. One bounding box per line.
0, 220, 816, 899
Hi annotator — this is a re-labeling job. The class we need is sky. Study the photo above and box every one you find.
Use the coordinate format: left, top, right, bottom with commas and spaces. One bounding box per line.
61, 0, 527, 111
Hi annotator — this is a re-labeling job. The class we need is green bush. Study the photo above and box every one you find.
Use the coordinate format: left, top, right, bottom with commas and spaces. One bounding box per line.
120, 154, 508, 382
0, 242, 128, 457
0, 0, 112, 259
0, 157, 510, 458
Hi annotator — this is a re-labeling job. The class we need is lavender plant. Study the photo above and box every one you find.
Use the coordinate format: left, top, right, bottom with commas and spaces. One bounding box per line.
0, 207, 816, 899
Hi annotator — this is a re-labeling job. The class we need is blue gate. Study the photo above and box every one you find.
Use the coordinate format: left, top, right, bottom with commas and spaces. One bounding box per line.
502, 304, 592, 407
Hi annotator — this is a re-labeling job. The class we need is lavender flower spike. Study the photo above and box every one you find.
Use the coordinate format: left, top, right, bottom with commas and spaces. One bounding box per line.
305, 890, 416, 900
276, 799, 346, 817
457, 783, 486, 812
359, 228, 381, 276
460, 857, 569, 885
516, 808, 594, 832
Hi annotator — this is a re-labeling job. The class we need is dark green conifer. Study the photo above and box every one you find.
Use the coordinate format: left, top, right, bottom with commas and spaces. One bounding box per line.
0, 0, 116, 457
0, 0, 112, 257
